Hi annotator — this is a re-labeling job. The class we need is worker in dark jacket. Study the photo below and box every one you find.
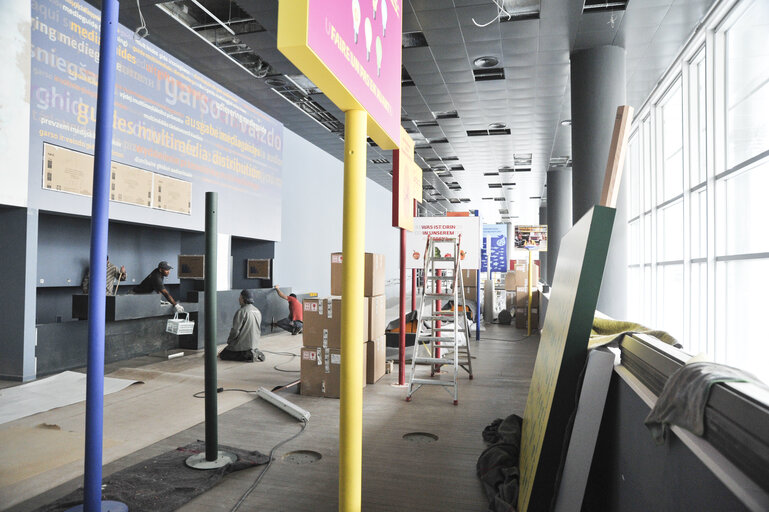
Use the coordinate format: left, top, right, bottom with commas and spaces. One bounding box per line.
219, 289, 264, 362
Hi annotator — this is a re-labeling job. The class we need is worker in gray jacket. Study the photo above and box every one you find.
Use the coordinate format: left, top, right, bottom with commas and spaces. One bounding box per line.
219, 289, 264, 362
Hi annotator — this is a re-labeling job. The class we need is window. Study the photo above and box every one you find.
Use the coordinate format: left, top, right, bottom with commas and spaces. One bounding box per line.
725, 0, 769, 169
626, 0, 769, 383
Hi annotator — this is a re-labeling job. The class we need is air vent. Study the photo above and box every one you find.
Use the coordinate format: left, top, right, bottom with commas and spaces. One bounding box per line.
271, 81, 344, 134
433, 110, 459, 119
482, 197, 495, 201
415, 120, 439, 127
423, 184, 435, 190
428, 138, 448, 144
441, 156, 459, 161
530, 196, 542, 200
488, 184, 502, 189
484, 172, 499, 176
583, 0, 627, 12
499, 209, 509, 214
403, 31, 429, 48
473, 67, 505, 82
371, 158, 390, 164
502, 182, 516, 186
415, 142, 432, 150
366, 137, 378, 147
460, 198, 471, 203
467, 128, 511, 137
450, 165, 464, 171
437, 171, 452, 178
402, 66, 415, 87
514, 153, 533, 165
506, 167, 531, 172
494, 197, 506, 202
423, 157, 443, 163
449, 198, 461, 204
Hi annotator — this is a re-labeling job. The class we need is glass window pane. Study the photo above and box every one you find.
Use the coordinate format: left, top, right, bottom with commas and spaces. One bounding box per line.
657, 200, 683, 261
643, 117, 653, 212
658, 81, 684, 203
627, 265, 642, 321
691, 188, 707, 259
629, 219, 640, 265
643, 264, 653, 326
689, 52, 707, 186
716, 158, 769, 256
688, 262, 707, 356
715, 258, 769, 384
656, 263, 684, 341
725, 0, 769, 169
629, 134, 641, 217
643, 214, 652, 264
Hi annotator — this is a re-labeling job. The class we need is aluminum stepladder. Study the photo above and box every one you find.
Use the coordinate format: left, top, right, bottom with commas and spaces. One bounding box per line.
406, 235, 473, 405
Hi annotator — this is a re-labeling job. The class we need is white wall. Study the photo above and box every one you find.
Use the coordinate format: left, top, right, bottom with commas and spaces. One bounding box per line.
274, 129, 401, 299
0, 0, 31, 208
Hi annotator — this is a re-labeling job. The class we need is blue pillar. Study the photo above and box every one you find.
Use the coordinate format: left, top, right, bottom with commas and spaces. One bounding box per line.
83, 1, 119, 510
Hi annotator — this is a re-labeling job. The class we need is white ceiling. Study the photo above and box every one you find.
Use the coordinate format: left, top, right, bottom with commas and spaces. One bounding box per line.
105, 0, 716, 224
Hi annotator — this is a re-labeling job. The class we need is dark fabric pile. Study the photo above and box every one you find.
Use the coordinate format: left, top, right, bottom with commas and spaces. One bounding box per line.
644, 361, 767, 444
476, 414, 523, 512
36, 441, 269, 512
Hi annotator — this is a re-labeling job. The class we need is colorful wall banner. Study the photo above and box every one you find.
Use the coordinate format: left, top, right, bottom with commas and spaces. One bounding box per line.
481, 224, 508, 272
29, 0, 284, 240
405, 216, 481, 270
278, 0, 402, 149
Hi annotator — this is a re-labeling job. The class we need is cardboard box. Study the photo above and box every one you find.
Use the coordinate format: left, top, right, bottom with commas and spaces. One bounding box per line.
331, 252, 385, 297
515, 307, 539, 329
504, 271, 516, 291
515, 288, 540, 308
303, 297, 370, 348
366, 295, 386, 341
513, 264, 540, 288
365, 336, 386, 384
461, 269, 477, 286
300, 347, 366, 398
462, 287, 478, 301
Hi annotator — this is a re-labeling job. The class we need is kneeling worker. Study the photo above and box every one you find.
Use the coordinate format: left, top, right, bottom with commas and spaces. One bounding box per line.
219, 289, 264, 362
133, 261, 184, 313
273, 285, 303, 335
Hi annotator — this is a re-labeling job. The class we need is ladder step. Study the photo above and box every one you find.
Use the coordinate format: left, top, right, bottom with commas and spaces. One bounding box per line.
431, 257, 456, 262
426, 276, 455, 281
410, 378, 454, 387
419, 336, 457, 342
425, 293, 455, 300
413, 357, 455, 365
422, 314, 455, 320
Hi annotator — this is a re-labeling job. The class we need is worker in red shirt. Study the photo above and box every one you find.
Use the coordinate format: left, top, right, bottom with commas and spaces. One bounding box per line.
273, 285, 303, 335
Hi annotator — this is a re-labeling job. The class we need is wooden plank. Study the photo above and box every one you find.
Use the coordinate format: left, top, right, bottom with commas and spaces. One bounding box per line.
599, 105, 634, 208
518, 205, 616, 512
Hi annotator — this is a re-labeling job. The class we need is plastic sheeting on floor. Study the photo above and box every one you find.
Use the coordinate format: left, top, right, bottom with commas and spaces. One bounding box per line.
0, 371, 139, 425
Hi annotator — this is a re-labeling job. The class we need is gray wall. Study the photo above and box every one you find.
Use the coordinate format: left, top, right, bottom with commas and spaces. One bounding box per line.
231, 237, 275, 290
0, 207, 38, 380
273, 129, 401, 300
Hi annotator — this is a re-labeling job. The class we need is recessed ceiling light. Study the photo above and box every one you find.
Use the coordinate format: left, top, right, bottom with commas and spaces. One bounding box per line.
560, 119, 572, 126
473, 56, 499, 68
265, 78, 284, 87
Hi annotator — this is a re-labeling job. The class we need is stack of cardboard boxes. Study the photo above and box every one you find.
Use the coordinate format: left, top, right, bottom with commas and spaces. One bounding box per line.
508, 261, 540, 329
461, 269, 478, 302
300, 253, 386, 398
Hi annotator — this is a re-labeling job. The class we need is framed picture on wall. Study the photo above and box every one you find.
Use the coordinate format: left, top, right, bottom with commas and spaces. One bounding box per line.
178, 255, 205, 279
247, 259, 271, 279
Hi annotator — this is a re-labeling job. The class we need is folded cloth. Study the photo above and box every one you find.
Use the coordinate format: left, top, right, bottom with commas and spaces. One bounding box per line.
644, 362, 767, 444
588, 316, 678, 349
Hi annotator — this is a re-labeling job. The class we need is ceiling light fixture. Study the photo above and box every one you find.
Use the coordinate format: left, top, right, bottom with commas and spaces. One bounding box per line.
560, 119, 572, 126
488, 122, 507, 130
473, 56, 499, 68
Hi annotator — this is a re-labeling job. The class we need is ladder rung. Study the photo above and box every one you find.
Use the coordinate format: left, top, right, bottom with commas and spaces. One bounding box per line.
413, 357, 454, 365
410, 378, 453, 386
431, 257, 456, 262
425, 293, 455, 300
419, 336, 456, 342
422, 314, 455, 320
426, 276, 455, 281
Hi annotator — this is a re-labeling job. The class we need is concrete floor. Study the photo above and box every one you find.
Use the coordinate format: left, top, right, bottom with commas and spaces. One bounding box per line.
2, 322, 538, 512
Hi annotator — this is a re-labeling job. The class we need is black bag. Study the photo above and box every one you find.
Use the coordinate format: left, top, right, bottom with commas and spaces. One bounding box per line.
219, 348, 265, 362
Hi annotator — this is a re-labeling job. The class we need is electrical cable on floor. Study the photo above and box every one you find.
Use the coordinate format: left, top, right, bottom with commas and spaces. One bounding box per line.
193, 388, 256, 398
229, 418, 308, 512
261, 350, 300, 373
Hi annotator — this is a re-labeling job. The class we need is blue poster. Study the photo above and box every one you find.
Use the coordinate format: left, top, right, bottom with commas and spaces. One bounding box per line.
481, 224, 507, 272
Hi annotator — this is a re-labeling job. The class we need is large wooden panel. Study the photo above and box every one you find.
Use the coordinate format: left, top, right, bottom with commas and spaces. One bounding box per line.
519, 205, 616, 512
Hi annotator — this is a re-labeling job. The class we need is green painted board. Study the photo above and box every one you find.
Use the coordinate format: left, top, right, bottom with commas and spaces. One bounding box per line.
518, 205, 616, 512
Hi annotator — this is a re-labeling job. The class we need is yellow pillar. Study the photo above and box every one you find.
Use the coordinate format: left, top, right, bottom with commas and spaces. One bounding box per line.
527, 249, 533, 336
340, 109, 366, 512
